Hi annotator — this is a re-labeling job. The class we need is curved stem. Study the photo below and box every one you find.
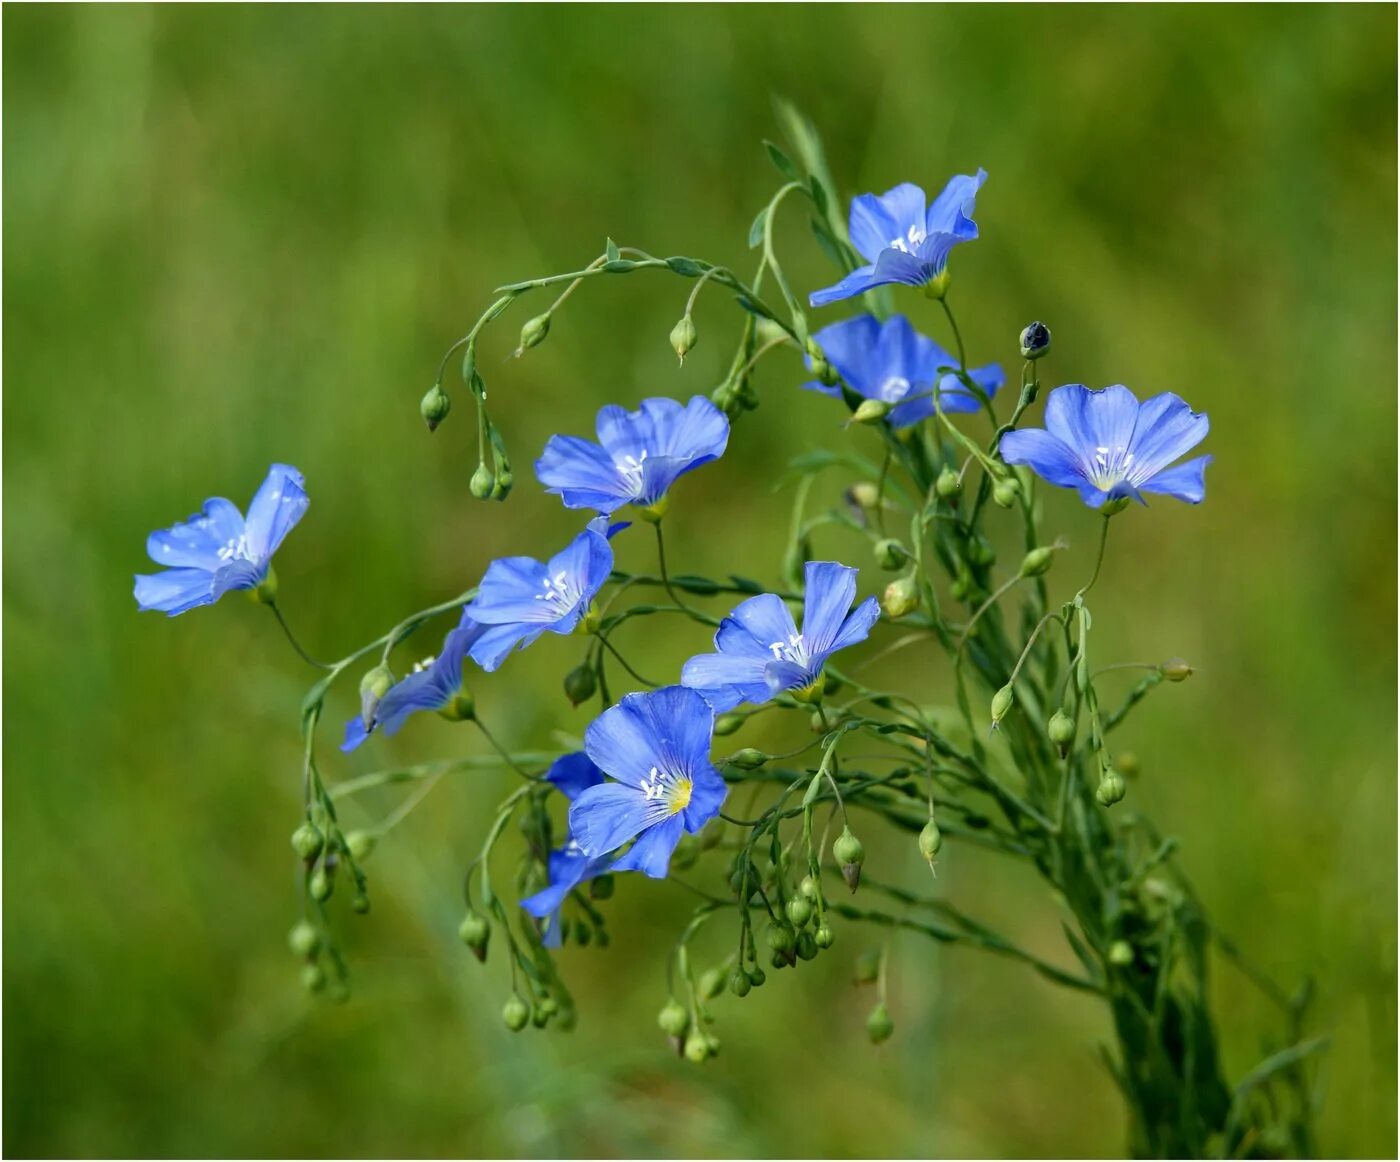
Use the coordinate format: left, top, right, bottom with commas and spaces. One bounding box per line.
267, 602, 331, 670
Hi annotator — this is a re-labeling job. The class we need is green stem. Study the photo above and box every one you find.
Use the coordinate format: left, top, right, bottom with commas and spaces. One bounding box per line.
268, 602, 331, 670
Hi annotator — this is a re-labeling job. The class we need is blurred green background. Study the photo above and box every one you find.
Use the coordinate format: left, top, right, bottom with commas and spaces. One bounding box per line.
4, 4, 1395, 1157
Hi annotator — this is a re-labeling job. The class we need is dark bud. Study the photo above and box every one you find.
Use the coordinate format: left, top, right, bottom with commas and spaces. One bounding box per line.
874, 539, 909, 571
502, 994, 530, 1032
420, 384, 451, 431
351, 893, 370, 915
766, 923, 796, 955
833, 825, 865, 892
1019, 321, 1051, 361
728, 967, 752, 998
563, 663, 598, 707
574, 920, 592, 947
747, 966, 767, 988
866, 1001, 894, 1044
796, 931, 819, 961
967, 535, 997, 567
589, 873, 615, 900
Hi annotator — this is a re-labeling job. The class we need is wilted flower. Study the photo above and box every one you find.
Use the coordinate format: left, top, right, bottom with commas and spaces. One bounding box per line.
1000, 384, 1210, 509
134, 463, 308, 615
569, 687, 728, 877
809, 173, 987, 307
680, 561, 879, 712
535, 396, 729, 516
803, 314, 1003, 426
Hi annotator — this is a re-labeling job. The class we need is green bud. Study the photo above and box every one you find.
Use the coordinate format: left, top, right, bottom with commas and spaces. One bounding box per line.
967, 536, 996, 567
713, 712, 745, 737
874, 539, 908, 571
866, 1001, 894, 1044
728, 967, 752, 998
518, 312, 551, 351
358, 663, 394, 726
848, 482, 882, 510
747, 966, 767, 988
458, 911, 490, 961
785, 896, 813, 928
949, 570, 972, 602
308, 867, 333, 902
935, 467, 962, 502
670, 315, 698, 362
420, 383, 451, 431
1019, 546, 1056, 578
728, 748, 767, 771
796, 931, 818, 961
683, 1030, 710, 1063
833, 825, 865, 893
537, 995, 559, 1019
589, 873, 615, 900
697, 967, 725, 1001
814, 924, 834, 949
658, 998, 690, 1038
301, 963, 327, 994
502, 994, 530, 1032
881, 576, 920, 619
918, 818, 943, 863
990, 684, 1014, 728
1116, 752, 1141, 779
1161, 657, 1193, 682
345, 830, 376, 861
854, 950, 880, 985
288, 921, 319, 958
1019, 321, 1051, 360
799, 875, 820, 902
291, 823, 324, 861
992, 477, 1020, 508
1108, 939, 1134, 967
1096, 772, 1127, 806
852, 398, 892, 424
563, 663, 598, 707
490, 470, 513, 501
770, 949, 789, 970
1048, 709, 1075, 751
469, 463, 495, 500
351, 893, 370, 915
766, 923, 796, 954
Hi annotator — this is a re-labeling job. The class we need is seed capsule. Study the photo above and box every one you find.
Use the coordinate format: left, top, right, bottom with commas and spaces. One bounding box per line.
875, 539, 908, 571
657, 998, 689, 1038
866, 1002, 894, 1044
1048, 709, 1075, 749
1096, 772, 1127, 806
833, 825, 865, 892
918, 818, 943, 863
935, 467, 962, 502
992, 477, 1020, 508
502, 994, 530, 1032
420, 384, 451, 431
990, 684, 1015, 728
1161, 657, 1194, 682
670, 316, 698, 362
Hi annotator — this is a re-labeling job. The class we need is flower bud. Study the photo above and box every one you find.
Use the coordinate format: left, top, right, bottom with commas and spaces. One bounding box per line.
1096, 771, 1126, 806
345, 830, 376, 861
918, 818, 943, 864
1019, 321, 1052, 360
990, 684, 1014, 728
518, 312, 551, 352
967, 536, 996, 567
309, 867, 333, 902
992, 477, 1020, 508
458, 911, 490, 961
833, 825, 864, 892
848, 482, 881, 510
810, 356, 838, 387
874, 539, 908, 571
490, 470, 513, 501
1019, 546, 1056, 578
469, 463, 495, 500
351, 893, 370, 915
728, 748, 767, 771
866, 1001, 894, 1044
563, 663, 598, 707
949, 570, 972, 602
683, 1030, 710, 1063
1108, 939, 1134, 967
502, 994, 530, 1032
288, 921, 319, 958
697, 967, 725, 1001
766, 923, 796, 955
854, 950, 880, 985
658, 998, 689, 1038
358, 663, 394, 725
1161, 657, 1193, 682
420, 384, 451, 431
851, 398, 891, 425
291, 823, 324, 861
670, 315, 698, 363
796, 931, 819, 961
935, 467, 962, 502
747, 966, 767, 988
728, 967, 752, 997
881, 576, 920, 619
1048, 709, 1075, 752
814, 924, 834, 949
301, 963, 327, 994
713, 712, 744, 737
785, 896, 813, 928
799, 874, 820, 902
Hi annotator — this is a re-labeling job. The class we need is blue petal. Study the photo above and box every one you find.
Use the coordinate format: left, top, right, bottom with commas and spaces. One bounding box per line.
610, 813, 685, 878
521, 846, 612, 918
1126, 392, 1210, 483
341, 715, 370, 753
243, 464, 308, 564
536, 435, 632, 514
546, 752, 606, 800
869, 247, 932, 288
809, 264, 882, 308
808, 315, 882, 388
569, 782, 669, 856
821, 595, 881, 659
547, 525, 614, 614
848, 183, 927, 262
679, 650, 770, 712
800, 561, 858, 656
728, 593, 799, 653
1139, 454, 1211, 504
466, 556, 554, 625
681, 765, 729, 833
133, 567, 216, 615
646, 396, 730, 462
145, 497, 246, 570
585, 686, 715, 791
467, 621, 547, 672
999, 429, 1089, 491
764, 658, 813, 696
1044, 384, 1141, 463
210, 559, 264, 601
924, 169, 986, 240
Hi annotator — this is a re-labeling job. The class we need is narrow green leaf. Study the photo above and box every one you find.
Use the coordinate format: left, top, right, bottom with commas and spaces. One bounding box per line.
747, 206, 768, 249
665, 256, 706, 277
605, 237, 620, 262
764, 140, 800, 182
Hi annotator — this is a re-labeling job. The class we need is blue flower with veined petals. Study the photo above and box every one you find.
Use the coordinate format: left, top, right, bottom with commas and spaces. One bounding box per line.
135, 463, 308, 615
568, 686, 728, 878
804, 314, 1003, 427
810, 172, 987, 307
341, 611, 483, 751
521, 753, 611, 947
463, 517, 619, 672
535, 396, 729, 516
681, 561, 880, 713
1000, 384, 1211, 510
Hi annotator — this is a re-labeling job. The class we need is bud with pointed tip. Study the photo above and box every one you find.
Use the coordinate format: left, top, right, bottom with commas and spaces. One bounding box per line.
1019, 546, 1056, 578
833, 825, 864, 892
852, 398, 892, 424
518, 312, 551, 352
359, 663, 394, 725
881, 576, 920, 619
670, 315, 698, 362
990, 684, 1015, 728
563, 663, 597, 707
728, 748, 766, 771
420, 384, 451, 431
713, 712, 744, 737
469, 463, 495, 500
1161, 657, 1193, 682
1096, 771, 1126, 806
992, 476, 1020, 508
918, 818, 943, 864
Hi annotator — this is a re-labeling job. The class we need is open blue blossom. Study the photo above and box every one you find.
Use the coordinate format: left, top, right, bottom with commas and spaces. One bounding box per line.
521, 753, 611, 947
810, 172, 987, 307
341, 612, 482, 752
681, 561, 880, 713
134, 463, 308, 615
804, 314, 1003, 426
463, 517, 618, 672
569, 686, 727, 878
535, 396, 729, 516
1000, 384, 1211, 510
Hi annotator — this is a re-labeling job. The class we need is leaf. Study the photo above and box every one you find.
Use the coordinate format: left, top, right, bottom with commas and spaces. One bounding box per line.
763, 140, 800, 182
602, 259, 636, 273
733, 293, 775, 321
808, 174, 829, 216
748, 205, 770, 249
726, 574, 765, 594
605, 237, 620, 262
809, 217, 846, 271
665, 256, 705, 277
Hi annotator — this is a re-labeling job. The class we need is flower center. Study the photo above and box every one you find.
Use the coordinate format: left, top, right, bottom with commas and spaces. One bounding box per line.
216, 535, 250, 563
1090, 444, 1136, 489
888, 224, 926, 254
642, 766, 693, 812
877, 375, 912, 404
411, 655, 436, 673
616, 450, 648, 494
535, 570, 579, 614
767, 632, 809, 667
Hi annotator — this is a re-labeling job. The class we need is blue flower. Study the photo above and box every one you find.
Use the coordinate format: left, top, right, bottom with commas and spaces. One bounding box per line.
568, 686, 728, 878
341, 612, 482, 752
810, 172, 987, 307
535, 396, 729, 516
1000, 384, 1211, 509
521, 753, 612, 946
681, 561, 880, 713
463, 517, 618, 672
804, 314, 1004, 426
134, 463, 308, 615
